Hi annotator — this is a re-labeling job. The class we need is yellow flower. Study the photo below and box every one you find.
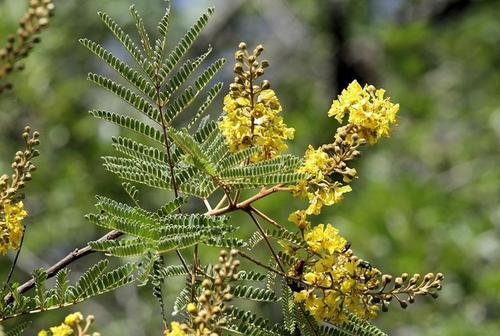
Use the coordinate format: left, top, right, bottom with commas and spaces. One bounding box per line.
164, 321, 187, 336
38, 331, 49, 336
303, 272, 318, 284
294, 144, 353, 216
49, 323, 74, 336
0, 200, 28, 255
220, 88, 294, 162
294, 222, 382, 324
304, 223, 347, 255
298, 146, 330, 180
293, 290, 309, 303
328, 80, 399, 144
64, 312, 83, 327
288, 210, 309, 229
304, 224, 326, 253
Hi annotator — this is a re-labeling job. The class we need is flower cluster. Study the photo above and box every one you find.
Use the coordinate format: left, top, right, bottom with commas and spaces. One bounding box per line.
38, 312, 100, 336
0, 0, 55, 94
164, 321, 189, 336
283, 80, 442, 324
0, 200, 28, 255
164, 249, 239, 336
292, 223, 381, 323
290, 81, 397, 225
327, 80, 399, 144
219, 42, 294, 162
0, 127, 39, 254
290, 128, 364, 220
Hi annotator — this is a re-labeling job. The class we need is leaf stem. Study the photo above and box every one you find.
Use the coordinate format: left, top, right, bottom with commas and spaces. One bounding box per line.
245, 210, 285, 274
248, 205, 284, 229
3, 184, 288, 305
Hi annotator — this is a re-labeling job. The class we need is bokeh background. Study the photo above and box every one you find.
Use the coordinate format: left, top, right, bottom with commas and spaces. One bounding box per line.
1, 0, 500, 335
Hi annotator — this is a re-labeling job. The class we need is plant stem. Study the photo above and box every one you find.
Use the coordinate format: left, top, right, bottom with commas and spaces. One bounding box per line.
3, 184, 288, 305
154, 67, 191, 319
3, 229, 122, 305
208, 184, 285, 216
249, 205, 284, 229
1, 226, 26, 294
245, 210, 285, 273
237, 251, 286, 278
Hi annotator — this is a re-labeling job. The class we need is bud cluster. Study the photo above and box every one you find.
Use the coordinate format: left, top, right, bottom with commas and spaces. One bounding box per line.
291, 125, 365, 218
0, 126, 40, 203
320, 125, 365, 183
229, 42, 270, 100
188, 249, 240, 336
370, 272, 444, 312
165, 250, 240, 336
219, 42, 294, 161
0, 0, 55, 94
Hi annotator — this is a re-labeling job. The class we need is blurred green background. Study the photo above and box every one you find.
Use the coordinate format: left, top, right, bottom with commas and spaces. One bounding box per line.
1, 0, 500, 335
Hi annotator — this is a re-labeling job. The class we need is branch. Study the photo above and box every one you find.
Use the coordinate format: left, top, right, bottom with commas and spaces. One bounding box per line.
207, 184, 285, 216
245, 210, 285, 273
248, 205, 284, 229
3, 229, 122, 305
3, 184, 288, 305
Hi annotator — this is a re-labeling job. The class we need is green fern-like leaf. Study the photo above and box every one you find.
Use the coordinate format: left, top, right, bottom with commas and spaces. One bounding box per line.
89, 238, 151, 257
73, 260, 109, 300
87, 73, 161, 124
319, 314, 388, 336
79, 38, 157, 100
156, 196, 187, 216
130, 5, 154, 59
90, 110, 164, 144
172, 286, 191, 317
168, 128, 216, 175
227, 306, 288, 336
3, 321, 31, 336
97, 11, 148, 71
136, 253, 159, 286
55, 269, 70, 305
281, 278, 299, 334
157, 264, 191, 278
231, 284, 277, 302
159, 7, 215, 82
236, 270, 267, 282
32, 269, 47, 310
164, 47, 212, 98
267, 227, 307, 248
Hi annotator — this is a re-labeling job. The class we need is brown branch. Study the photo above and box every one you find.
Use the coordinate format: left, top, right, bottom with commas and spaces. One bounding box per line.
3, 184, 288, 305
3, 229, 122, 305
237, 251, 286, 278
248, 205, 284, 229
207, 184, 285, 216
245, 209, 285, 273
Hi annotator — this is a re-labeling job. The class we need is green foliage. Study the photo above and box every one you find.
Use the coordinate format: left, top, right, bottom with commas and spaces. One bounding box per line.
0, 260, 135, 322
1, 0, 472, 330
0, 321, 31, 336
231, 284, 277, 302
87, 195, 236, 257
318, 314, 387, 336
226, 306, 288, 336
